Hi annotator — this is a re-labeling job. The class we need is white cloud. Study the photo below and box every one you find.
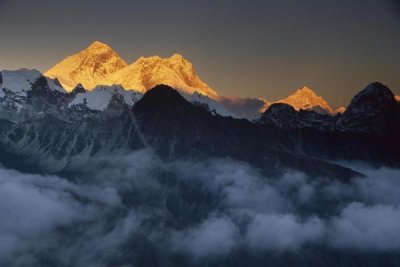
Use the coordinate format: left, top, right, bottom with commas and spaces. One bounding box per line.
245, 213, 325, 251
329, 202, 400, 251
1, 153, 400, 265
170, 215, 239, 258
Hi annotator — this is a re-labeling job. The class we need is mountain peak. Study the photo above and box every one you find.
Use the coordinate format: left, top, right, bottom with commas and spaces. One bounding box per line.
292, 86, 320, 98
296, 86, 314, 93
336, 82, 400, 134
277, 86, 333, 114
0, 69, 42, 94
111, 54, 218, 98
133, 84, 193, 113
349, 82, 395, 107
44, 41, 127, 91
169, 53, 184, 61
360, 82, 393, 96
87, 41, 112, 50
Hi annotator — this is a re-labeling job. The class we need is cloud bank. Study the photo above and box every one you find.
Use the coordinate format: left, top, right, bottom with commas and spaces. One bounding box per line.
1, 150, 400, 266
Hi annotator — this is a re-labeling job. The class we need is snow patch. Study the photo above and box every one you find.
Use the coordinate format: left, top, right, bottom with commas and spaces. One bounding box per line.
69, 85, 142, 111
0, 69, 42, 96
46, 78, 67, 93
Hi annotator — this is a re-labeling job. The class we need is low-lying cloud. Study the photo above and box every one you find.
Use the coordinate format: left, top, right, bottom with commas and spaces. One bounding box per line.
245, 214, 324, 251
170, 215, 239, 258
1, 150, 400, 266
330, 202, 400, 251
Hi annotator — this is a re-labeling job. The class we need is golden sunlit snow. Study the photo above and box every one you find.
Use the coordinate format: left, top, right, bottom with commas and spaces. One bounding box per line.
45, 41, 218, 99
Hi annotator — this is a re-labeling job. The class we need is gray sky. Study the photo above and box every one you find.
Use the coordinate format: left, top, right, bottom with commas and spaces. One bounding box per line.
0, 0, 399, 108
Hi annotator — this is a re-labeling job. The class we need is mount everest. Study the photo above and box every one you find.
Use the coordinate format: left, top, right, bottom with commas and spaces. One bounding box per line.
44, 41, 340, 120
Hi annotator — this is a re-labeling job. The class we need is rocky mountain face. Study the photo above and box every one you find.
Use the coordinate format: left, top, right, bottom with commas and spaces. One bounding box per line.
0, 69, 142, 123
0, 69, 69, 122
336, 82, 400, 134
259, 103, 335, 131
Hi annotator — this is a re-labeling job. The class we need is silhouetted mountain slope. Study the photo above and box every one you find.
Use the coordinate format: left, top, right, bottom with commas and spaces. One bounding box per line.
132, 85, 360, 180
261, 82, 400, 135
259, 83, 400, 167
336, 82, 400, 134
260, 103, 335, 131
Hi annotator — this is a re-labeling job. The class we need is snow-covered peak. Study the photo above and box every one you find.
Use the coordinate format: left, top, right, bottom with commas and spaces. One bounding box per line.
44, 41, 128, 91
0, 68, 66, 97
168, 53, 185, 62
44, 41, 219, 99
87, 41, 114, 52
295, 86, 314, 95
69, 84, 142, 111
0, 69, 42, 94
277, 86, 334, 114
111, 54, 218, 99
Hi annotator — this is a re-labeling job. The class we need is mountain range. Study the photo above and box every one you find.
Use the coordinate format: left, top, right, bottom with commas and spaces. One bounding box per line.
0, 65, 399, 178
44, 41, 348, 120
1, 41, 399, 177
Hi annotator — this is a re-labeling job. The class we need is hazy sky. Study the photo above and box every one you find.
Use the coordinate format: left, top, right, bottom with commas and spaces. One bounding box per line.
0, 0, 399, 108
